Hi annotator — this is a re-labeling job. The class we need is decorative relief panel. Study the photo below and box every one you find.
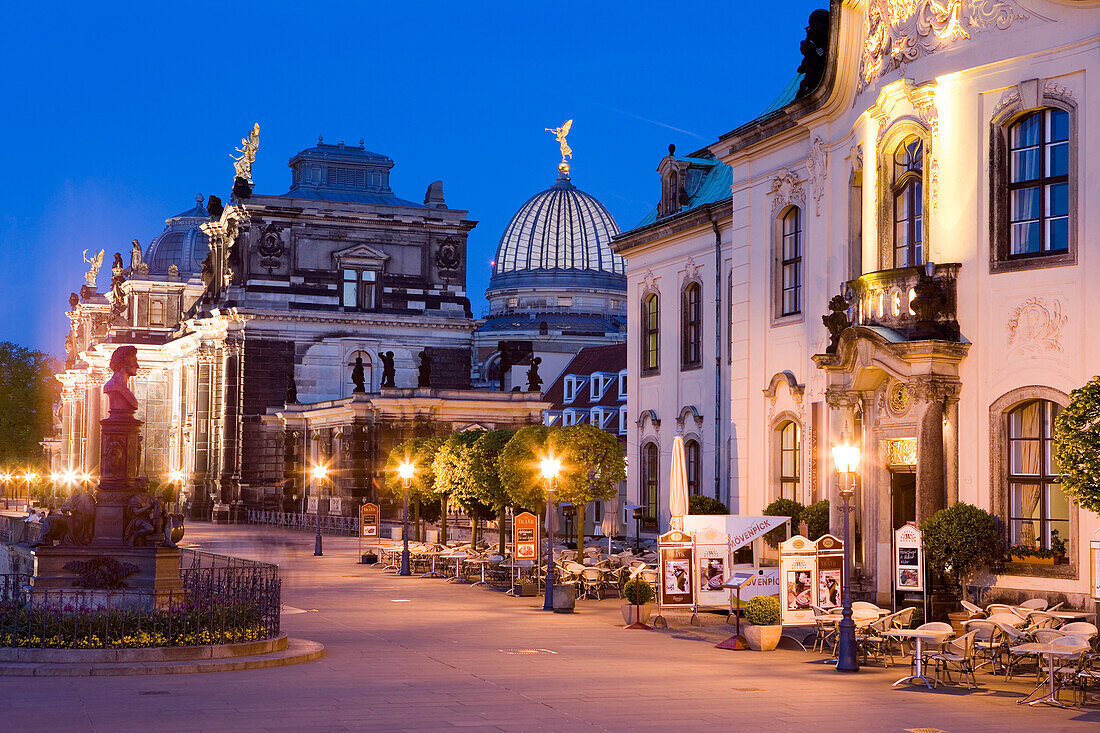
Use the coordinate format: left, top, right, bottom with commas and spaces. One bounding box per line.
1007, 296, 1067, 355
768, 170, 805, 214
881, 437, 918, 468
860, 1, 1029, 90
807, 137, 828, 216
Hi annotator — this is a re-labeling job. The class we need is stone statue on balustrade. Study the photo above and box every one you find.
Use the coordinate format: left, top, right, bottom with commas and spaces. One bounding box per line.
380, 351, 395, 388
417, 350, 432, 388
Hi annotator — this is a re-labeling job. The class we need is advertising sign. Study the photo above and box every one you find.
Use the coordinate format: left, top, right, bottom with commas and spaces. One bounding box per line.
778, 535, 817, 626
513, 512, 539, 560
330, 497, 343, 516
307, 496, 319, 513
728, 568, 781, 607
658, 530, 695, 608
815, 535, 844, 608
360, 502, 379, 538
894, 523, 924, 592
1091, 537, 1100, 601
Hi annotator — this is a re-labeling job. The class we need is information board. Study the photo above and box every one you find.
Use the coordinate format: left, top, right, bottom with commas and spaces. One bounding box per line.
693, 526, 729, 609
360, 502, 379, 538
513, 512, 539, 561
894, 523, 924, 592
330, 497, 343, 516
658, 529, 695, 608
307, 496, 319, 513
815, 534, 844, 608
778, 535, 817, 626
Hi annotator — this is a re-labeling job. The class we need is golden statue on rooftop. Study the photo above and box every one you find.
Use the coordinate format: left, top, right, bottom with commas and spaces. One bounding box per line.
232, 123, 261, 184
82, 248, 104, 288
545, 119, 573, 174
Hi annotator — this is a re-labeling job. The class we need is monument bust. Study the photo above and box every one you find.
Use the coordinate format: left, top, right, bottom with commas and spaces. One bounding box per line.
103, 345, 140, 414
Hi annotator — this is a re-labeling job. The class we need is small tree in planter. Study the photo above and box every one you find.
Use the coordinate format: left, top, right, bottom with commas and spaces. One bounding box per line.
622, 577, 655, 629
741, 595, 782, 651
921, 503, 1003, 604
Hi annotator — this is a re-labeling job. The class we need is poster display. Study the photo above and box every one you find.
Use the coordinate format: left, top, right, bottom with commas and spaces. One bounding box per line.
513, 512, 539, 561
658, 530, 695, 608
693, 526, 728, 609
307, 496, 319, 513
894, 523, 924, 592
778, 535, 817, 626
330, 497, 343, 516
1090, 537, 1100, 601
815, 535, 844, 608
360, 502, 379, 538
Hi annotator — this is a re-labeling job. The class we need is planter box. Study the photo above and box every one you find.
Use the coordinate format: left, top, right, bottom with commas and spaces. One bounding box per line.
552, 584, 575, 613
1011, 555, 1054, 565
621, 603, 655, 627
743, 623, 782, 651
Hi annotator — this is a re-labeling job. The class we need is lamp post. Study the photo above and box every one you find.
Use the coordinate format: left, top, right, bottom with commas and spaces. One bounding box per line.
397, 461, 414, 576
312, 465, 327, 557
632, 507, 643, 551
831, 429, 862, 674
540, 455, 561, 611
23, 471, 38, 508
168, 470, 186, 514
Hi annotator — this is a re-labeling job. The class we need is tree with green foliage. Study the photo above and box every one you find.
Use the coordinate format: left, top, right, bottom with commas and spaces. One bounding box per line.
498, 424, 557, 514
465, 429, 516, 553
390, 436, 446, 542
802, 499, 830, 541
688, 495, 728, 515
1054, 376, 1100, 513
433, 430, 488, 544
921, 502, 1003, 602
762, 497, 803, 547
555, 424, 627, 554
0, 342, 59, 465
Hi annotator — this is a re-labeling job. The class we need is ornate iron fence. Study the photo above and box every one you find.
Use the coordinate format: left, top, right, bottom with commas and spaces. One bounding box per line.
245, 509, 360, 536
0, 552, 280, 648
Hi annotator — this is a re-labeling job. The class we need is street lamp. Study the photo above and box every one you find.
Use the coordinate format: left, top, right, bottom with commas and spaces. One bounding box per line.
397, 461, 415, 576
540, 454, 562, 611
168, 470, 186, 513
312, 464, 328, 557
23, 471, 38, 507
831, 428, 862, 674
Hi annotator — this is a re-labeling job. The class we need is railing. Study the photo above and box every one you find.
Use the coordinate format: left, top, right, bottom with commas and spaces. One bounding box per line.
245, 509, 360, 536
0, 552, 280, 648
845, 262, 960, 341
0, 516, 40, 545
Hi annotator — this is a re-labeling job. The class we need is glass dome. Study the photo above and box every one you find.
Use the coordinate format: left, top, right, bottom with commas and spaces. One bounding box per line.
144, 194, 210, 277
488, 174, 623, 293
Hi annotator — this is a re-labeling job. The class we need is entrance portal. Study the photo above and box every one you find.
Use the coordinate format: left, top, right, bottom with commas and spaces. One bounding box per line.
891, 471, 916, 531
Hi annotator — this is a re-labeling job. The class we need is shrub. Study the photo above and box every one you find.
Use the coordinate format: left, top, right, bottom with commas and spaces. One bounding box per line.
623, 577, 653, 606
1054, 376, 1100, 513
688, 495, 728, 515
762, 498, 803, 547
742, 595, 781, 626
921, 503, 1003, 602
802, 499, 830, 541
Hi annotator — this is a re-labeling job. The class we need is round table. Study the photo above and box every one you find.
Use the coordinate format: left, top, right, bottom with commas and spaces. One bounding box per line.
883, 629, 954, 688
467, 559, 493, 588
419, 551, 445, 579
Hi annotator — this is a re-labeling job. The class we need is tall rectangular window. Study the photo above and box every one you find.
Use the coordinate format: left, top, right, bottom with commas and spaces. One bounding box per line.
1008, 399, 1068, 555
682, 283, 702, 367
342, 269, 377, 310
780, 208, 802, 316
642, 294, 659, 373
1009, 109, 1069, 256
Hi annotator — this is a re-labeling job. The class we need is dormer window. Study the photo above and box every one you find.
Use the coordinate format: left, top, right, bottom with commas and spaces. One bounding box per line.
564, 375, 588, 404
618, 370, 627, 399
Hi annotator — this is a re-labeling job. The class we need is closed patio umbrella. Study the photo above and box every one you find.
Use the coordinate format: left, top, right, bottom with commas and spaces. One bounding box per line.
669, 435, 688, 531
601, 495, 623, 555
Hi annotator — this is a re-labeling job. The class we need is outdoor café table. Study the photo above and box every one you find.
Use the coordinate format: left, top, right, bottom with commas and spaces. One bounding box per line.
1010, 642, 1086, 707
468, 558, 492, 588
419, 551, 445, 579
445, 553, 469, 583
380, 546, 401, 572
884, 629, 954, 688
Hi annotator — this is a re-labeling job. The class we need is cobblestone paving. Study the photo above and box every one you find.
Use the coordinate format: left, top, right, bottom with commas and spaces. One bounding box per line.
4, 524, 1099, 732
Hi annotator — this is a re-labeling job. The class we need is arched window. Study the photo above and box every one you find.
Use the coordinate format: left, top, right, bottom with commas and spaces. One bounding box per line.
1007, 399, 1068, 554
780, 207, 802, 316
642, 442, 659, 522
1008, 109, 1069, 256
777, 421, 801, 500
685, 439, 701, 496
892, 137, 923, 268
642, 294, 659, 373
681, 282, 702, 368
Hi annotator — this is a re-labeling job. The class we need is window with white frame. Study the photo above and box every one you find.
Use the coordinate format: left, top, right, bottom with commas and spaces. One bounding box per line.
618, 406, 628, 434
618, 370, 627, 399
562, 409, 577, 426
564, 376, 587, 404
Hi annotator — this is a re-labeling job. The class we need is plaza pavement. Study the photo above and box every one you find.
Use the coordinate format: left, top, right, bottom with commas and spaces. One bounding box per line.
3, 523, 1099, 732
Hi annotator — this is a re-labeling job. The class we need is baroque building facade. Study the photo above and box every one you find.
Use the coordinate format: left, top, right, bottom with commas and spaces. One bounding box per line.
616, 0, 1100, 605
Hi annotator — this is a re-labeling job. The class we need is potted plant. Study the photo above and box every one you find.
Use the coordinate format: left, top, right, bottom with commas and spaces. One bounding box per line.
741, 595, 782, 651
622, 577, 655, 629
921, 503, 1003, 623
1008, 543, 1054, 565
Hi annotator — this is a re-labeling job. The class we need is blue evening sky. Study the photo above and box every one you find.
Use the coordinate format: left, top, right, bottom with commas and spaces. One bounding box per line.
0, 1, 823, 355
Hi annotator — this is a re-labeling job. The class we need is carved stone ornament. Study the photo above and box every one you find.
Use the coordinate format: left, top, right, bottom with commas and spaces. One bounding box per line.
64, 556, 140, 589
1044, 80, 1076, 102
859, 1, 1029, 90
807, 137, 828, 216
685, 256, 699, 280
257, 222, 285, 263
1007, 296, 1067, 355
881, 437, 918, 468
435, 237, 461, 271
643, 269, 657, 293
906, 377, 961, 404
992, 88, 1022, 120
769, 170, 805, 214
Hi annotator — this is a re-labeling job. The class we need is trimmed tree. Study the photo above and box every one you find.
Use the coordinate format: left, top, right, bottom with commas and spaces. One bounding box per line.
391, 436, 446, 542
498, 425, 560, 547
556, 424, 627, 554
432, 430, 486, 544
802, 499, 830, 541
465, 429, 517, 553
688, 495, 728, 515
921, 502, 1003, 602
762, 498, 803, 547
1054, 375, 1100, 513
0, 342, 59, 464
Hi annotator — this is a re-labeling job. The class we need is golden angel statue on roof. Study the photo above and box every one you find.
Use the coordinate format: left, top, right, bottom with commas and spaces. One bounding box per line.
232, 123, 261, 183
82, 248, 104, 288
545, 119, 573, 163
